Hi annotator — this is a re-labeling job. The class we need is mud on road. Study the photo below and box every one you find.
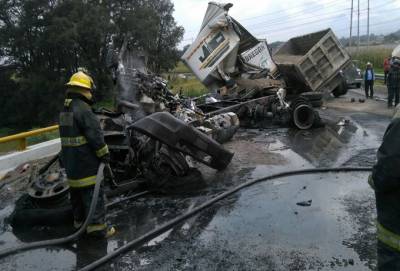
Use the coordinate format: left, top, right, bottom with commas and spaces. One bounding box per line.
0, 89, 391, 270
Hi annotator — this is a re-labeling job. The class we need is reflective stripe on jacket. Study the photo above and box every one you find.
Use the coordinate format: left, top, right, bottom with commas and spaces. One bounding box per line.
378, 222, 400, 252
59, 93, 109, 188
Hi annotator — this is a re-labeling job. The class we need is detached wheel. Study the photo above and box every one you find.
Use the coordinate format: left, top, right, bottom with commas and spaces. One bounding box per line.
10, 194, 73, 227
10, 169, 73, 227
300, 92, 323, 101
332, 79, 348, 97
290, 97, 315, 130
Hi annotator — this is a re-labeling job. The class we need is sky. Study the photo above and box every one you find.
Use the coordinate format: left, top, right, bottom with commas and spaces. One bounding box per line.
172, 0, 400, 48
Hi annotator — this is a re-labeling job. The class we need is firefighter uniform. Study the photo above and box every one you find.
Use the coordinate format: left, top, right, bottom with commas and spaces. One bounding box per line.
60, 71, 114, 237
369, 107, 400, 270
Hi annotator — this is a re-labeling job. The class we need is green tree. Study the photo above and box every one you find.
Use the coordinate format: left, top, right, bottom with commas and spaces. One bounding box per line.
0, 0, 183, 130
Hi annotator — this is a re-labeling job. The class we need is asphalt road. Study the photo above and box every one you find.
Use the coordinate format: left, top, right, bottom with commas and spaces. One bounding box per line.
0, 89, 392, 271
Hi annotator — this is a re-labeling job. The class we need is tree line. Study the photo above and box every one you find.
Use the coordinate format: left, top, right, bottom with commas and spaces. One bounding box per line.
0, 0, 184, 131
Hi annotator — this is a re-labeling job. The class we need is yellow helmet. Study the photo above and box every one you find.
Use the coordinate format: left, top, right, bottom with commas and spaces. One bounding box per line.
66, 71, 94, 90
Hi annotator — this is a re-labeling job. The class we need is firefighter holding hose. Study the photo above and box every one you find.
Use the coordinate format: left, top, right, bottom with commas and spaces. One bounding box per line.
59, 70, 115, 238
369, 104, 400, 269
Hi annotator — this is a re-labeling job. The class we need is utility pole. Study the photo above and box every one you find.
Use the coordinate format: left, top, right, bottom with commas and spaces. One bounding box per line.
357, 0, 360, 54
349, 0, 353, 48
367, 0, 370, 50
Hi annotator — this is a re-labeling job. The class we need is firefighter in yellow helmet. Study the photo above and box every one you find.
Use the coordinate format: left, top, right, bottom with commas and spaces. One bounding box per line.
59, 70, 115, 238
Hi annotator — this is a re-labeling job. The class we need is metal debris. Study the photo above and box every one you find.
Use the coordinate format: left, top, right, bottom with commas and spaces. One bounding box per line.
296, 199, 312, 207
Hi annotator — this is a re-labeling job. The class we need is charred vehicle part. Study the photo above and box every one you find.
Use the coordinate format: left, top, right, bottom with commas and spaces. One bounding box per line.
110, 39, 240, 143
197, 89, 320, 130
10, 107, 234, 228
10, 33, 239, 228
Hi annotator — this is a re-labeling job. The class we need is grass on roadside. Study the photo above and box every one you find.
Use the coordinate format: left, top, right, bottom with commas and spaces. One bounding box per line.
0, 127, 16, 137
26, 129, 60, 145
168, 77, 209, 97
95, 98, 115, 110
351, 47, 393, 73
172, 61, 191, 73
0, 128, 60, 154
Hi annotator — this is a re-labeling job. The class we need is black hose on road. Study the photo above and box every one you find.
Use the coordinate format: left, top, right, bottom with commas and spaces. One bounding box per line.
0, 163, 106, 259
106, 190, 151, 208
38, 153, 60, 175
79, 166, 372, 271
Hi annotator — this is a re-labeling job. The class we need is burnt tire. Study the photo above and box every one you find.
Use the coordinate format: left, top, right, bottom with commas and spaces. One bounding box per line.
300, 92, 323, 101
332, 80, 348, 97
147, 168, 206, 194
311, 100, 323, 108
290, 97, 315, 130
10, 194, 73, 228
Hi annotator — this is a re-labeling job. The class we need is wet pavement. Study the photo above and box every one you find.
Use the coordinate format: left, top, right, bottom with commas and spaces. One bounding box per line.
114, 172, 375, 271
0, 97, 392, 270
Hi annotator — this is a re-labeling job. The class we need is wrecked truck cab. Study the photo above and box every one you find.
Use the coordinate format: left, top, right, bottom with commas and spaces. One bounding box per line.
129, 112, 234, 170
181, 2, 277, 93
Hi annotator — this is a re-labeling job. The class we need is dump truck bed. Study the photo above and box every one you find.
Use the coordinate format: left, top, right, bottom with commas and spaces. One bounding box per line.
274, 29, 351, 93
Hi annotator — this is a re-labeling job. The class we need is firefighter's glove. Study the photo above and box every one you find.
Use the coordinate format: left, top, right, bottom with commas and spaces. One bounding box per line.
100, 153, 111, 164
368, 174, 376, 190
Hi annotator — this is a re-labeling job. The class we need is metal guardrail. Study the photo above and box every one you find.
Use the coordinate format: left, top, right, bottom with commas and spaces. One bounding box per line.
375, 73, 384, 81
0, 125, 59, 151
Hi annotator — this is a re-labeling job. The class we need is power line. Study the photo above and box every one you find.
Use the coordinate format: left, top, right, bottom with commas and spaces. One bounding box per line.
367, 0, 370, 50
182, 5, 400, 44
256, 2, 397, 29
357, 0, 360, 54
243, 1, 347, 28
262, 17, 400, 40
183, 0, 342, 35
244, 9, 349, 29
239, 0, 341, 22
244, 8, 350, 30
349, 0, 353, 47
250, 13, 347, 36
183, 0, 396, 37
244, 4, 400, 34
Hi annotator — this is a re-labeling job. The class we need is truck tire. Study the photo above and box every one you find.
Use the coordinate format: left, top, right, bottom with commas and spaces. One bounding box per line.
332, 80, 348, 97
290, 97, 315, 130
10, 194, 73, 227
300, 92, 323, 101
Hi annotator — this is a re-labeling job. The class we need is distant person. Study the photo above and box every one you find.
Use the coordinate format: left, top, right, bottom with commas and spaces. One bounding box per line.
387, 60, 400, 108
364, 62, 375, 98
384, 56, 392, 85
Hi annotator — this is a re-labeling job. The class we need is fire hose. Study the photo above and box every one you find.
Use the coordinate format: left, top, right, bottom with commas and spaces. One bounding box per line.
0, 163, 106, 259
79, 166, 372, 271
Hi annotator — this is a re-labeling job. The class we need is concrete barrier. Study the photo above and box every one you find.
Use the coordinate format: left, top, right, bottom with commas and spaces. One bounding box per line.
0, 138, 61, 178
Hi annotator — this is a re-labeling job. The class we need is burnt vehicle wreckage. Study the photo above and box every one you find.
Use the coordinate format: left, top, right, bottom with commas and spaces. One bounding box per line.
9, 48, 237, 227
0, 1, 368, 268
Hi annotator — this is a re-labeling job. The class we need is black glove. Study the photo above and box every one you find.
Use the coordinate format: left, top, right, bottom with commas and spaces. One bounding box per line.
100, 153, 111, 164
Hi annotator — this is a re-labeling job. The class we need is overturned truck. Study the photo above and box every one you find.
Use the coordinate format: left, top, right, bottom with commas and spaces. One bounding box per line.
182, 2, 352, 129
